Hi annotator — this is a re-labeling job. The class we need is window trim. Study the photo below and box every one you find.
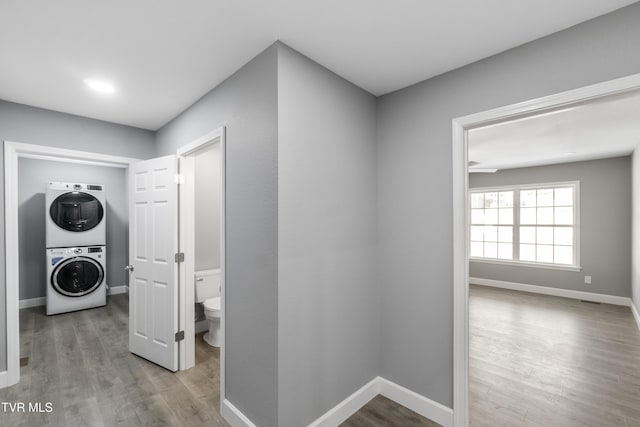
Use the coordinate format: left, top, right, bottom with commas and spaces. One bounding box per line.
469, 180, 580, 270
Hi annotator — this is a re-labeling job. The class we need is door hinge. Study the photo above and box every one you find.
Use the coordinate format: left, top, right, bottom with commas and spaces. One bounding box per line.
174, 174, 185, 185
175, 252, 184, 263
175, 331, 185, 342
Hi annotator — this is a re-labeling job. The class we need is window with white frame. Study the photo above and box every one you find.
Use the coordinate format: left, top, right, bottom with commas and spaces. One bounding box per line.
470, 182, 579, 268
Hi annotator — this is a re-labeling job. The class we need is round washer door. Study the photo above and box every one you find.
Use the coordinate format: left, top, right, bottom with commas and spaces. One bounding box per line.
51, 257, 104, 297
49, 192, 104, 232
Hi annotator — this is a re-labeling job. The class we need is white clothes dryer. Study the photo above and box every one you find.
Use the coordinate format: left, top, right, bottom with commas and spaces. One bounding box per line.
46, 246, 107, 315
46, 182, 106, 248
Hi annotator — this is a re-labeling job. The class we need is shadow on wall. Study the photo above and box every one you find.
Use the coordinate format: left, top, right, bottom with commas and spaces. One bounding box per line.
106, 201, 128, 288
18, 193, 46, 300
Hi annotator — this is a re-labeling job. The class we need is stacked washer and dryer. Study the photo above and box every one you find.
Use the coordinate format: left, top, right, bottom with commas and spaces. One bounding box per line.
45, 182, 107, 315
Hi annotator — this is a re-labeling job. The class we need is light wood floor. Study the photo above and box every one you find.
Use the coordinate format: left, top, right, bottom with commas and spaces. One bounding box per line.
8, 286, 634, 426
470, 284, 640, 427
1, 294, 438, 427
0, 294, 227, 427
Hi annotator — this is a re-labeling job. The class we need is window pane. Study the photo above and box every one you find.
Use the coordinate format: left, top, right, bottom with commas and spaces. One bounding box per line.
484, 225, 498, 242
520, 190, 536, 207
537, 188, 554, 206
520, 226, 536, 244
470, 226, 484, 241
555, 187, 573, 206
499, 191, 513, 207
520, 244, 536, 261
554, 227, 572, 245
498, 226, 512, 243
471, 209, 484, 224
537, 245, 554, 263
554, 246, 573, 264
484, 242, 498, 258
498, 208, 513, 225
537, 207, 553, 224
470, 184, 576, 266
470, 242, 483, 257
471, 193, 485, 209
484, 192, 498, 208
536, 226, 553, 245
484, 208, 498, 224
555, 207, 573, 225
520, 208, 536, 224
498, 243, 512, 260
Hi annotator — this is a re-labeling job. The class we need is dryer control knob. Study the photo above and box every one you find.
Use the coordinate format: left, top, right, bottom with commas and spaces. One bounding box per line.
73, 248, 82, 254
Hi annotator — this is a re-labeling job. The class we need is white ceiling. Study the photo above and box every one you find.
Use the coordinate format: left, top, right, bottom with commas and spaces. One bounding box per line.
0, 0, 637, 130
468, 90, 640, 171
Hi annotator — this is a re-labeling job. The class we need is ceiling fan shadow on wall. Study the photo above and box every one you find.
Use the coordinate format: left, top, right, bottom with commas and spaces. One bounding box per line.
468, 161, 498, 173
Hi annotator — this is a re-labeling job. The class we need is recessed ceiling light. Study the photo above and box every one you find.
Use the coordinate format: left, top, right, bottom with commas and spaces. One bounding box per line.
84, 78, 115, 94
563, 151, 576, 155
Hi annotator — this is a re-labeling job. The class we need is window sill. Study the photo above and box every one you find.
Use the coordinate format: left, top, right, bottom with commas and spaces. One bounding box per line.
469, 257, 582, 272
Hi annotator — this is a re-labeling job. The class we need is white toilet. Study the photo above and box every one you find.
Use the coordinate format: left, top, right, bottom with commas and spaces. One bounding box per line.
195, 269, 221, 347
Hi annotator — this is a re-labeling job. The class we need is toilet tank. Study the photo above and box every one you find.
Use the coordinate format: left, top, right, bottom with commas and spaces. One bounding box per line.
194, 269, 221, 303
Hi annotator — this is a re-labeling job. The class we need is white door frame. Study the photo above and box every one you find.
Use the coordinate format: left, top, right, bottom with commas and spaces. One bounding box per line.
175, 127, 226, 397
2, 141, 140, 388
451, 72, 640, 426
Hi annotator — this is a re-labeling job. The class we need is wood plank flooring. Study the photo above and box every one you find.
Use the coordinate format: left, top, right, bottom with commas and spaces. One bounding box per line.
0, 294, 226, 427
7, 285, 634, 426
470, 284, 640, 427
2, 295, 442, 426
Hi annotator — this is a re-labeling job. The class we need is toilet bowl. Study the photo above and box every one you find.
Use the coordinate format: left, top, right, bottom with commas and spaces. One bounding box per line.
195, 269, 221, 348
203, 297, 221, 347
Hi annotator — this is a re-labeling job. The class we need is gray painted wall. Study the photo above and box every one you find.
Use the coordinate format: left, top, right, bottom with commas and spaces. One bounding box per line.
632, 151, 640, 312
155, 44, 279, 426
376, 2, 640, 407
277, 45, 378, 426
18, 158, 128, 300
0, 100, 155, 371
194, 143, 221, 271
470, 157, 631, 297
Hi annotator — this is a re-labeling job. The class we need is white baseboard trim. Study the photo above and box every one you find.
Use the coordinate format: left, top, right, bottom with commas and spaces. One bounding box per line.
308, 377, 380, 427
220, 377, 453, 427
19, 297, 46, 309
107, 285, 128, 296
195, 320, 209, 334
378, 378, 453, 427
221, 399, 257, 427
0, 370, 8, 388
18, 285, 128, 309
631, 302, 640, 331
470, 277, 631, 306
307, 377, 453, 427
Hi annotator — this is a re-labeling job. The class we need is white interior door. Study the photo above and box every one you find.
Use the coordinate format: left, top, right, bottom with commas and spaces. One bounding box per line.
128, 154, 179, 371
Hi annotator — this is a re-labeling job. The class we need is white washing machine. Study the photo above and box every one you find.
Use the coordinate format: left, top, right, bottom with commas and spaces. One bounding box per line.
46, 246, 107, 315
46, 182, 106, 248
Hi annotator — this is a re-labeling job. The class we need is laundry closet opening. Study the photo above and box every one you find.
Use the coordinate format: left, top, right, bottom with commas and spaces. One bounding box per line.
19, 158, 127, 312
4, 131, 226, 412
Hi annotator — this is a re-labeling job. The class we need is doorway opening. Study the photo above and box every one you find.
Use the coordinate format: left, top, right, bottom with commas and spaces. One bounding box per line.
3, 142, 139, 388
175, 127, 226, 397
3, 127, 226, 419
452, 74, 640, 426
